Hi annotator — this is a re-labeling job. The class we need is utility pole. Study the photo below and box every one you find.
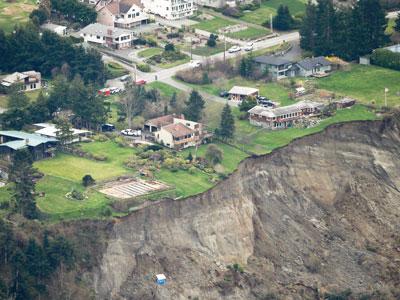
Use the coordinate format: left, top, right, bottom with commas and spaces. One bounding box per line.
270, 13, 273, 33
190, 36, 193, 60
223, 34, 226, 62
384, 88, 388, 107
133, 64, 137, 83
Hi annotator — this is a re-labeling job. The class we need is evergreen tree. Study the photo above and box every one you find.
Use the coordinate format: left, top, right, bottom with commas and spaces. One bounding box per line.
9, 150, 38, 219
273, 5, 294, 30
395, 13, 400, 32
29, 91, 50, 123
1, 87, 30, 129
314, 0, 337, 56
169, 92, 177, 108
218, 103, 235, 140
349, 0, 388, 59
184, 90, 205, 122
300, 1, 317, 51
54, 116, 74, 149
239, 55, 255, 78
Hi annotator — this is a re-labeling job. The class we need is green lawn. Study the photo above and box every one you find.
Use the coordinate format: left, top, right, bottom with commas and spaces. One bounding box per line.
317, 65, 400, 107
240, 0, 308, 25
155, 169, 213, 198
191, 42, 233, 57
34, 151, 132, 183
138, 47, 163, 58
158, 57, 191, 69
148, 81, 181, 98
36, 175, 111, 220
106, 62, 129, 79
0, 89, 41, 109
181, 142, 248, 174
0, 0, 36, 33
192, 15, 236, 32
226, 27, 271, 40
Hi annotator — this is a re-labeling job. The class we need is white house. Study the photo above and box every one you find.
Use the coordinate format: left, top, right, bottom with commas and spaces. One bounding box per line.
141, 0, 196, 20
80, 23, 135, 49
228, 86, 259, 102
1, 71, 42, 92
40, 23, 67, 36
97, 0, 149, 28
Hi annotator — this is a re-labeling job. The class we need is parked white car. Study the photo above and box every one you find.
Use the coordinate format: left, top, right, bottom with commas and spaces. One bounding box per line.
189, 60, 202, 68
228, 45, 241, 53
244, 42, 254, 51
121, 129, 141, 136
120, 75, 130, 82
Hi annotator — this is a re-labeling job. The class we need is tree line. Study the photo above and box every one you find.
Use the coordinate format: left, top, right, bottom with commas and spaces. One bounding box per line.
1, 75, 107, 131
300, 0, 388, 60
30, 0, 97, 27
0, 25, 105, 85
0, 220, 75, 300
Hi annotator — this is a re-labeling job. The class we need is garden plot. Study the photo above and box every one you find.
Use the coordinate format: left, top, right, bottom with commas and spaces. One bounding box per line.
100, 178, 169, 199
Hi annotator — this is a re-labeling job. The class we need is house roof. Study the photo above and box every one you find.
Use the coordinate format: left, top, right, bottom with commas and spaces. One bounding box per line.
34, 123, 91, 138
0, 131, 57, 147
145, 114, 183, 128
40, 23, 67, 31
0, 140, 28, 151
228, 86, 259, 96
103, 0, 143, 14
297, 57, 331, 70
1, 71, 41, 86
253, 55, 292, 66
248, 101, 325, 118
80, 23, 133, 38
162, 123, 193, 138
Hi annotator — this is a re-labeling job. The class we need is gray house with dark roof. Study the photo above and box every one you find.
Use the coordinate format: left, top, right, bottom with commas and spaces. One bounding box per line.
0, 131, 57, 161
297, 56, 332, 77
253, 55, 332, 80
253, 56, 297, 80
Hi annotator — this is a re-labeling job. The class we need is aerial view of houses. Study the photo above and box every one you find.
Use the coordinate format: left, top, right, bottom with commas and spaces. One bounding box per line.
0, 0, 400, 298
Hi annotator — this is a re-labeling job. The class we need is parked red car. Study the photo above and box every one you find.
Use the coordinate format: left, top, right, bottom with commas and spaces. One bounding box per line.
135, 79, 147, 85
98, 88, 111, 96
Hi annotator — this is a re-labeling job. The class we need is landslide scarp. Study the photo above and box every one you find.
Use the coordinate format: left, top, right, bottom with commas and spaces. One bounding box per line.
92, 118, 400, 300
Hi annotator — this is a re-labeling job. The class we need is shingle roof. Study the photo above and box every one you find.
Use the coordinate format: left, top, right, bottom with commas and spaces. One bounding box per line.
253, 55, 292, 66
228, 86, 259, 96
104, 0, 143, 14
297, 56, 331, 70
248, 101, 325, 118
80, 23, 133, 38
162, 123, 193, 138
0, 131, 57, 147
145, 114, 184, 128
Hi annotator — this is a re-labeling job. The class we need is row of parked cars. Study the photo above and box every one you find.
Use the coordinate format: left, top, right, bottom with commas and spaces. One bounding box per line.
228, 42, 254, 53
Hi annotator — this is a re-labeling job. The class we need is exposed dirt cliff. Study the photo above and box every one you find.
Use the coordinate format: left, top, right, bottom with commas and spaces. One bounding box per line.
91, 119, 400, 300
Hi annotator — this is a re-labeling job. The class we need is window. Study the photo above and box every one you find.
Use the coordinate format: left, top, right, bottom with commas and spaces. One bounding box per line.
136, 12, 139, 16
128, 14, 132, 18
96, 35, 100, 39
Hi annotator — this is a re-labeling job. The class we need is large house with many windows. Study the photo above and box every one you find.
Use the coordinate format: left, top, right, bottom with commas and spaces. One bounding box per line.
141, 0, 196, 20
80, 23, 136, 49
97, 0, 149, 28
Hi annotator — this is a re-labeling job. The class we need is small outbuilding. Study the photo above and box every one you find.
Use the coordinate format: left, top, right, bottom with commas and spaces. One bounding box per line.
40, 23, 67, 36
228, 86, 259, 102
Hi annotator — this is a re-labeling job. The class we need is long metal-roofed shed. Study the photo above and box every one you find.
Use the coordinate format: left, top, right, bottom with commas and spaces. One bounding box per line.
0, 131, 58, 161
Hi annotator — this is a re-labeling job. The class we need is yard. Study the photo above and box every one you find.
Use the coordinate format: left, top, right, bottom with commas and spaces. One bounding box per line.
240, 0, 308, 25
317, 65, 400, 107
105, 62, 129, 79
138, 47, 164, 58
148, 81, 181, 98
226, 27, 271, 40
192, 15, 236, 33
190, 42, 233, 57
0, 0, 36, 33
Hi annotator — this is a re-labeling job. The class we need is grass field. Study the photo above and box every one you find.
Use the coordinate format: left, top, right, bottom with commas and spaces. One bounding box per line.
105, 62, 129, 79
0, 0, 36, 33
191, 42, 233, 57
138, 47, 163, 58
226, 27, 271, 40
148, 81, 181, 98
240, 0, 308, 25
317, 65, 400, 107
192, 15, 236, 32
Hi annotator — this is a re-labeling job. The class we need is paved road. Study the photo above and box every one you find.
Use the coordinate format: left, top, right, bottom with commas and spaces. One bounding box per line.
104, 31, 300, 106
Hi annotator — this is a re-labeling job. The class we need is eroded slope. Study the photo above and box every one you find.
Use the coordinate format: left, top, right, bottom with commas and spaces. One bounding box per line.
93, 119, 400, 300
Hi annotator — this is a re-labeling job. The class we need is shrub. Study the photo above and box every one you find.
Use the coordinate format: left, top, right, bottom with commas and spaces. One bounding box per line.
92, 154, 107, 161
205, 144, 223, 166
167, 32, 181, 39
207, 34, 218, 47
137, 63, 151, 72
222, 6, 243, 18
164, 43, 175, 52
371, 49, 400, 71
101, 206, 112, 217
82, 174, 95, 187
188, 166, 196, 174
114, 136, 129, 147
